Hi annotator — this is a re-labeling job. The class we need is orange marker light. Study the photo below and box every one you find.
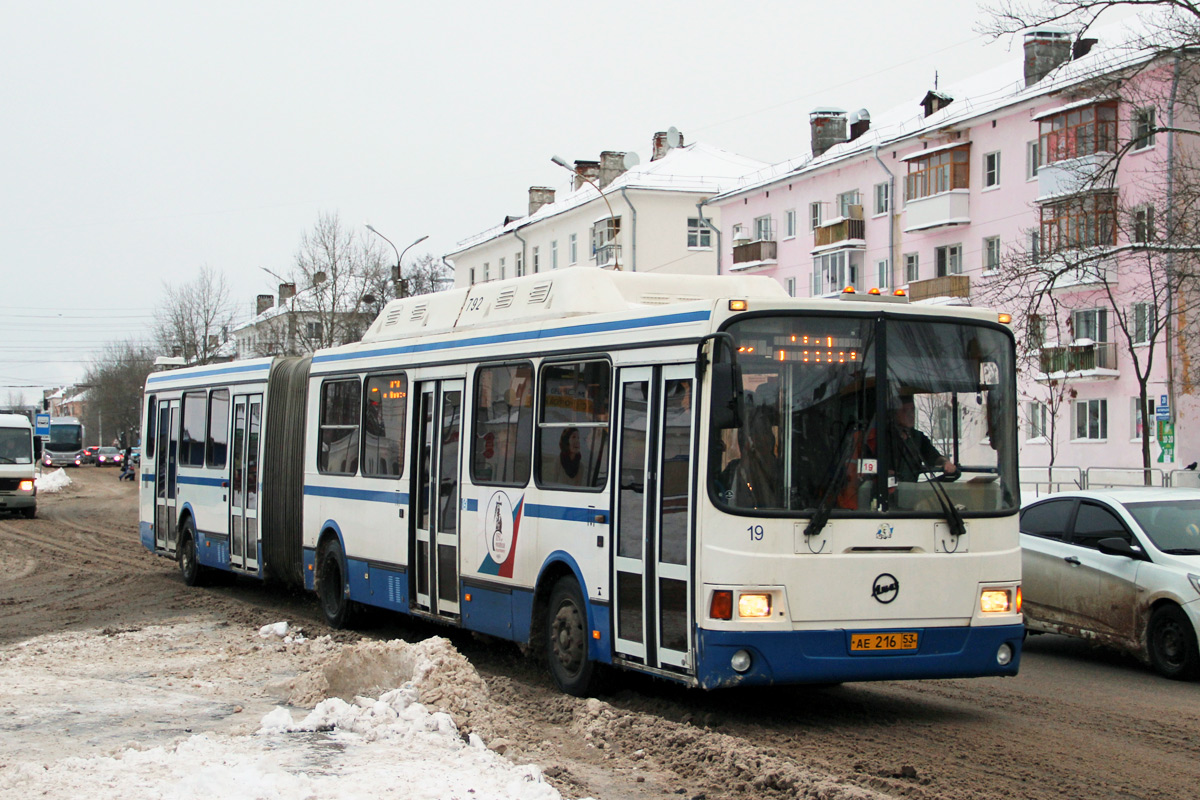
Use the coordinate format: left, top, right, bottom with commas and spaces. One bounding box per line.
464, 593, 472, 602
893, 289, 907, 297
729, 299, 748, 311
710, 590, 733, 620
592, 630, 601, 640
998, 312, 1013, 324
868, 287, 881, 295
842, 286, 856, 294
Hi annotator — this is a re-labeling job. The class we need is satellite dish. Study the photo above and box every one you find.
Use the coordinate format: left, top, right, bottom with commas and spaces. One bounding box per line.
622, 151, 640, 170
666, 126, 682, 148
313, 271, 327, 285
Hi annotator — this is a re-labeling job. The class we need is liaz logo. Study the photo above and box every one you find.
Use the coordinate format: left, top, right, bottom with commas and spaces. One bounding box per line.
871, 573, 899, 604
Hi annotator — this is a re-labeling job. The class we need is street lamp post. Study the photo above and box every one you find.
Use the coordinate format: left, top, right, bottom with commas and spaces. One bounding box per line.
551, 155, 619, 269
367, 225, 428, 298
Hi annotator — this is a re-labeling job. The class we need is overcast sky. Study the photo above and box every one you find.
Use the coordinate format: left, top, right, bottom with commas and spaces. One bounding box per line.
1, 0, 1058, 396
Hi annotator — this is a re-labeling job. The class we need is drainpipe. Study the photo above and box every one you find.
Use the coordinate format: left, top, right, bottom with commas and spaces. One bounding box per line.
513, 228, 528, 277
1166, 52, 1181, 435
696, 197, 722, 275
873, 146, 897, 289
619, 186, 638, 271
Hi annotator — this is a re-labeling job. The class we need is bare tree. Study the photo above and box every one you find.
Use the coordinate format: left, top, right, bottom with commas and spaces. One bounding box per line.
402, 253, 453, 297
81, 341, 155, 448
154, 266, 236, 365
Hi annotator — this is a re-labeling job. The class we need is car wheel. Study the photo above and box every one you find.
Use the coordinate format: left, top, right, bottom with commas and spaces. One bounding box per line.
318, 538, 354, 629
1148, 604, 1200, 680
20, 506, 35, 520
178, 520, 205, 587
546, 577, 599, 696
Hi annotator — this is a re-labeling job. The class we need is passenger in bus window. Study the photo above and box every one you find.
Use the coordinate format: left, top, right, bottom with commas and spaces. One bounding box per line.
547, 427, 585, 487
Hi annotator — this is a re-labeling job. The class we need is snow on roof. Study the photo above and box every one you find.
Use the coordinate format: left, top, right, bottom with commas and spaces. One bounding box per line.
715, 18, 1158, 202
447, 142, 769, 255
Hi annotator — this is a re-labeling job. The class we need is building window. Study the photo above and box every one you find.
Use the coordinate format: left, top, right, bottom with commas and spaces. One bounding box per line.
1040, 193, 1117, 252
785, 209, 797, 238
786, 277, 796, 297
935, 244, 962, 276
1028, 401, 1049, 441
904, 252, 919, 283
551, 240, 558, 269
836, 190, 861, 218
499, 257, 506, 280
1026, 140, 1040, 179
876, 259, 890, 289
1030, 229, 1041, 260
592, 218, 620, 264
1133, 205, 1155, 244
1072, 307, 1108, 342
983, 236, 1001, 272
1038, 102, 1118, 165
814, 250, 858, 294
1132, 302, 1154, 345
1074, 398, 1108, 441
515, 252, 524, 277
984, 151, 1001, 188
809, 202, 822, 230
874, 182, 890, 215
469, 267, 476, 284
1133, 107, 1156, 150
318, 378, 361, 475
362, 373, 407, 478
905, 146, 969, 200
482, 262, 490, 282
537, 360, 611, 491
1131, 396, 1157, 441
306, 321, 324, 340
532, 247, 540, 273
471, 362, 534, 486
1028, 313, 1047, 349
569, 233, 578, 264
754, 215, 773, 241
687, 218, 712, 248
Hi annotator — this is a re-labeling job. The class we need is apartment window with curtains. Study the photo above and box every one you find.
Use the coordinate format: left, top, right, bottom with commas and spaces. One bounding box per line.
905, 146, 969, 200
1040, 193, 1117, 252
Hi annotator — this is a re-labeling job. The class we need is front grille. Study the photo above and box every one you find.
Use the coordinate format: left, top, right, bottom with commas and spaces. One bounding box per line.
0, 478, 23, 491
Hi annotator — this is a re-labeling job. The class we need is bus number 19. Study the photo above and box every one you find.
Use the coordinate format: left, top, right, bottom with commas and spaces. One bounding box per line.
748, 525, 764, 541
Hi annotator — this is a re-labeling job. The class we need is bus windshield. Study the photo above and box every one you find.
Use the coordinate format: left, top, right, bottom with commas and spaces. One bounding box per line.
0, 428, 31, 464
710, 314, 1017, 516
47, 423, 83, 452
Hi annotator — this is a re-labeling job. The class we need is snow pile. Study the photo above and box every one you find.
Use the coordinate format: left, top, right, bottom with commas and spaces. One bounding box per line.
35, 468, 70, 493
258, 620, 305, 642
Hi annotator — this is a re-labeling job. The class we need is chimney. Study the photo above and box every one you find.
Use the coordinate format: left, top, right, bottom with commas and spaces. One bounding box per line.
256, 294, 273, 315
599, 151, 627, 188
848, 108, 871, 142
1073, 37, 1098, 60
1024, 28, 1072, 86
278, 282, 296, 302
809, 108, 848, 157
920, 90, 953, 118
528, 186, 556, 216
651, 129, 685, 161
573, 160, 600, 190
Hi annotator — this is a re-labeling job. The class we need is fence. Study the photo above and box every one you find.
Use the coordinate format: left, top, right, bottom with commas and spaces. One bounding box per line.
1019, 464, 1200, 496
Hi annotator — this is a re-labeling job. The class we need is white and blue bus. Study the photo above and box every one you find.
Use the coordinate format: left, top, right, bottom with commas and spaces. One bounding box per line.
139, 270, 1023, 694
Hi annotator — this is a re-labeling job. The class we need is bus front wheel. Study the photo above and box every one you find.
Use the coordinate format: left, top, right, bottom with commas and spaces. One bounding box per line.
178, 519, 205, 587
318, 538, 354, 629
546, 577, 598, 696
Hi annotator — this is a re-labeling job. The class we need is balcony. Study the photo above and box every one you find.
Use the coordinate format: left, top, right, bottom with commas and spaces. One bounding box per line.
1048, 257, 1113, 291
595, 243, 622, 269
903, 190, 970, 233
731, 239, 778, 271
1037, 341, 1119, 379
907, 274, 970, 302
1037, 153, 1116, 202
814, 205, 865, 248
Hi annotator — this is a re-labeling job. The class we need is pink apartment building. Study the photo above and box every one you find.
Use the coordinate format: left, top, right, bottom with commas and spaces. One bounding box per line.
712, 28, 1200, 481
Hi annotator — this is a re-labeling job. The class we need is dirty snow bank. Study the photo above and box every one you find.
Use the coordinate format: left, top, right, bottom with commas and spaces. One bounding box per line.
34, 468, 70, 492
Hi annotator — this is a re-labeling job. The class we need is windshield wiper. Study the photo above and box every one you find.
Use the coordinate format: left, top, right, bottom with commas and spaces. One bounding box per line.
1161, 547, 1200, 555
804, 421, 862, 539
894, 440, 966, 539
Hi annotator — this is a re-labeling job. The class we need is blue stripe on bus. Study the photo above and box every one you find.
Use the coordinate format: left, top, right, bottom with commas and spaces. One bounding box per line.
524, 504, 600, 523
312, 309, 712, 365
303, 484, 410, 504
176, 475, 227, 487
146, 361, 270, 385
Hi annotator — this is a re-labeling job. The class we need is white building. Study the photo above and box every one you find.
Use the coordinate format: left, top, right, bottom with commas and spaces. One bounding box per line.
447, 131, 766, 286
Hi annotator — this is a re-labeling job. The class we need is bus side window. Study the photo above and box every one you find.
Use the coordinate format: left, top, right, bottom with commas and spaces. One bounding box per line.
206, 389, 230, 469
537, 360, 611, 491
180, 391, 207, 467
362, 373, 407, 478
318, 378, 361, 475
146, 395, 156, 460
471, 363, 533, 486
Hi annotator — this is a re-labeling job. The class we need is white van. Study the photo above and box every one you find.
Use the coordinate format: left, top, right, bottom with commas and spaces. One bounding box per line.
0, 414, 37, 518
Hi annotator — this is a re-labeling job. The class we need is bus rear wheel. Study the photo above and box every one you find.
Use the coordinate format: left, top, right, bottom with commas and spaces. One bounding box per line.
20, 506, 35, 519
178, 519, 205, 587
318, 538, 354, 629
546, 577, 598, 696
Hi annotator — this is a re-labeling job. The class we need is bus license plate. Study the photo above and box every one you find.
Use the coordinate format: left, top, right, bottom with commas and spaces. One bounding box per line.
850, 632, 918, 652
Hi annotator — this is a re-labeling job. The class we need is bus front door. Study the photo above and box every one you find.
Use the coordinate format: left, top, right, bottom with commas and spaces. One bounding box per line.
229, 394, 262, 572
613, 365, 696, 674
154, 399, 180, 554
413, 379, 464, 620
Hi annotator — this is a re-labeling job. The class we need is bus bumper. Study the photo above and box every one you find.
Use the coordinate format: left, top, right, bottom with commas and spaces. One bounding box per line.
694, 623, 1023, 689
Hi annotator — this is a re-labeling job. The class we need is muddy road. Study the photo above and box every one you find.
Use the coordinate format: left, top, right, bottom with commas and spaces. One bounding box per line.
3, 467, 1199, 799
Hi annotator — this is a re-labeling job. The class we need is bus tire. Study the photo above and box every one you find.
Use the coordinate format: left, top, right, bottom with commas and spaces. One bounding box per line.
1148, 604, 1200, 680
318, 538, 354, 629
20, 506, 35, 519
546, 576, 598, 696
178, 519, 205, 587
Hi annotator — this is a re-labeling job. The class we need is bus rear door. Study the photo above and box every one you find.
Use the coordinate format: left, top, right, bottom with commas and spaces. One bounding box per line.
154, 399, 180, 554
229, 394, 262, 572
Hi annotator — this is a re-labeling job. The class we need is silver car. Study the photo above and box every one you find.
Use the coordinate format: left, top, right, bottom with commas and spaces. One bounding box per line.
1020, 488, 1200, 679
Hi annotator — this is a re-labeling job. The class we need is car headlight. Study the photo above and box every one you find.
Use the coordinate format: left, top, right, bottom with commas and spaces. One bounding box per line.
1189, 574, 1200, 597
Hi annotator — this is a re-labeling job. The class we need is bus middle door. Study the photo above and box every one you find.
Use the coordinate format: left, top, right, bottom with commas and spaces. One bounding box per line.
412, 379, 464, 620
154, 399, 180, 554
229, 394, 262, 572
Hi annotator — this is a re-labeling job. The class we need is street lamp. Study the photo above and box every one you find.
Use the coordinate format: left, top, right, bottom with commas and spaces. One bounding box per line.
551, 155, 618, 269
367, 225, 428, 297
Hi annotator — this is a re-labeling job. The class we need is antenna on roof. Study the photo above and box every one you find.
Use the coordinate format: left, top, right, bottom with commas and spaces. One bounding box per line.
934, 70, 939, 91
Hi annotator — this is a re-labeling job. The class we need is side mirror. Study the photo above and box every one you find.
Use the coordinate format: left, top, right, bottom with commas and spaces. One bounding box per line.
33, 438, 42, 459
1097, 537, 1142, 560
710, 362, 744, 430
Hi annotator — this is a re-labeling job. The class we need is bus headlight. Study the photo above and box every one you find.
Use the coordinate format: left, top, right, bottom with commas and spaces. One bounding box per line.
738, 593, 772, 618
980, 589, 1012, 613
18, 480, 33, 492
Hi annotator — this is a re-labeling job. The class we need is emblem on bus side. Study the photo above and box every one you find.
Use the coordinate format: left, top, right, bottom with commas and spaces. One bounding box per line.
871, 573, 899, 604
484, 491, 514, 564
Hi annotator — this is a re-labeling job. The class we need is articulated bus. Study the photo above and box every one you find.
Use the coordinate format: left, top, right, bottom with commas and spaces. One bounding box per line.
139, 270, 1023, 694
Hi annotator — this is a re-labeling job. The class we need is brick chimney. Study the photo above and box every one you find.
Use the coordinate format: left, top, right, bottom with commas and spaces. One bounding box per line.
1024, 28, 1072, 86
651, 129, 685, 161
848, 108, 871, 141
528, 186, 556, 216
256, 294, 273, 316
278, 282, 296, 302
599, 151, 628, 188
809, 108, 848, 157
573, 160, 600, 190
